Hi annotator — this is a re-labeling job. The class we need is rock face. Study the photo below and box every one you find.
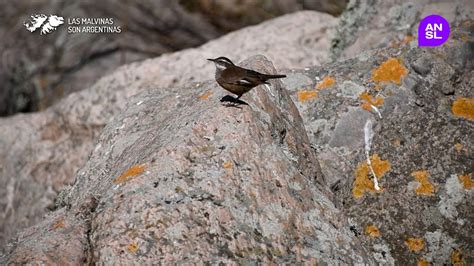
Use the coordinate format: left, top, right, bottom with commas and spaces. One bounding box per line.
282, 20, 473, 265
331, 0, 473, 60
0, 11, 337, 252
1, 56, 372, 264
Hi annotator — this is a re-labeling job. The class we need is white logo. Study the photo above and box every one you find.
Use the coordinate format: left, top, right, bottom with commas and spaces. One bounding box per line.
24, 14, 64, 34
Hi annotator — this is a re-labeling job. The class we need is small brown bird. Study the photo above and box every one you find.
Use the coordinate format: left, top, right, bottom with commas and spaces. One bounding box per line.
208, 57, 286, 101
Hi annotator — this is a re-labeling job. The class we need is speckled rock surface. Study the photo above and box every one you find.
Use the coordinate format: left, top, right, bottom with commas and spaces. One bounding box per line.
0, 11, 337, 250
1, 56, 372, 264
331, 0, 474, 60
282, 20, 473, 265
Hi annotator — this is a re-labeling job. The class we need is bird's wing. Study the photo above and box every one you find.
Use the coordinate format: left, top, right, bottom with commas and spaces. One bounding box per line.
220, 68, 260, 87
245, 69, 266, 79
244, 69, 273, 84
233, 78, 255, 86
232, 69, 269, 86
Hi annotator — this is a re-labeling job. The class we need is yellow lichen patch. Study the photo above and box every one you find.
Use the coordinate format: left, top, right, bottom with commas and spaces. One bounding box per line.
114, 165, 146, 184
454, 143, 463, 152
451, 249, 465, 266
411, 170, 435, 196
127, 242, 139, 253
390, 35, 414, 48
223, 161, 233, 169
359, 91, 384, 112
460, 34, 469, 43
452, 97, 474, 121
417, 257, 431, 266
199, 90, 213, 100
52, 218, 65, 230
352, 154, 391, 199
458, 173, 474, 190
400, 35, 415, 46
316, 76, 335, 90
365, 225, 381, 237
405, 237, 425, 252
392, 138, 402, 147
307, 258, 318, 266
372, 58, 408, 85
297, 90, 318, 103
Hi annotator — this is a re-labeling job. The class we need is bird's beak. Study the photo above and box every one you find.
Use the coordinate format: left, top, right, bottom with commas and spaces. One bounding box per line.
207, 58, 215, 62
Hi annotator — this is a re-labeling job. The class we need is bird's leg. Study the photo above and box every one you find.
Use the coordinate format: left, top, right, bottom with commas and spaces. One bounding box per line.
221, 94, 246, 108
222, 101, 242, 109
222, 95, 242, 107
231, 94, 246, 106
221, 95, 239, 107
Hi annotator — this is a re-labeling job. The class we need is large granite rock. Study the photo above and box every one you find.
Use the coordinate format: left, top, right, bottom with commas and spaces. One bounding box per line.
0, 11, 337, 252
331, 0, 473, 60
1, 56, 372, 264
282, 19, 473, 265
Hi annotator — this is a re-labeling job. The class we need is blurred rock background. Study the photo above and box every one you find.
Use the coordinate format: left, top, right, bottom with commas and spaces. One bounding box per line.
0, 0, 348, 116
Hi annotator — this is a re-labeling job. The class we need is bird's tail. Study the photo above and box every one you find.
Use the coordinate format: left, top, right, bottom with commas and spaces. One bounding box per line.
264, 74, 286, 80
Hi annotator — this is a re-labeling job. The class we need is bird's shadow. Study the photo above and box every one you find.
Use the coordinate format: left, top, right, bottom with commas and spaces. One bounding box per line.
220, 95, 248, 108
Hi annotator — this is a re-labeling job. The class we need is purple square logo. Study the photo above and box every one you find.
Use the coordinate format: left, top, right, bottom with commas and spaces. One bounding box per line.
418, 14, 450, 46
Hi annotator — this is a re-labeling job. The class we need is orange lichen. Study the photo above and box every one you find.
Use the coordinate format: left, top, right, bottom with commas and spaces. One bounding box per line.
307, 259, 318, 266
405, 237, 425, 252
365, 225, 381, 237
316, 76, 335, 90
199, 90, 213, 100
400, 35, 415, 46
297, 90, 318, 103
451, 249, 465, 266
127, 242, 139, 253
454, 143, 463, 152
223, 161, 233, 169
458, 173, 473, 190
372, 58, 408, 85
359, 91, 384, 112
460, 34, 469, 43
114, 165, 146, 184
417, 257, 431, 266
390, 35, 414, 48
392, 138, 402, 147
411, 170, 435, 196
452, 97, 474, 121
352, 154, 391, 199
52, 218, 65, 229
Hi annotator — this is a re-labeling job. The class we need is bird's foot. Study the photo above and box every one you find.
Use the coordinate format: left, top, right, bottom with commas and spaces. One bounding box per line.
220, 95, 248, 106
221, 101, 243, 108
